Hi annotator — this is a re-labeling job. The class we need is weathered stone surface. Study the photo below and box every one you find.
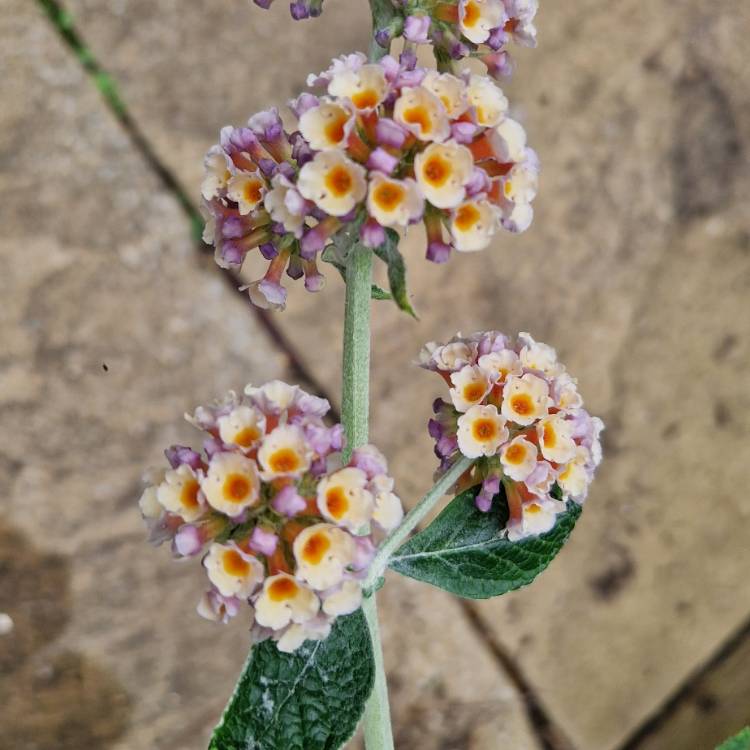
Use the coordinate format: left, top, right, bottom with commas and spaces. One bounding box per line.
1, 3, 542, 749
27, 0, 750, 748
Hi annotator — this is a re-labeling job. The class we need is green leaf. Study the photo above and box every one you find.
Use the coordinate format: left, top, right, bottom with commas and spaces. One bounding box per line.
370, 285, 392, 301
717, 728, 750, 750
209, 611, 374, 750
389, 487, 582, 599
373, 229, 417, 318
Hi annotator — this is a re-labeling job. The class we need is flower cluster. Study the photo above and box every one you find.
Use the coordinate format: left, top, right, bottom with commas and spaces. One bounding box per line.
400, 0, 538, 79
421, 332, 603, 541
201, 50, 538, 310
138, 380, 403, 653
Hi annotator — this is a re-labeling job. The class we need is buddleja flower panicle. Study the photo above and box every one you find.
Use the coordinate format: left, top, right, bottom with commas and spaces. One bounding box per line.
138, 381, 403, 653
421, 331, 603, 541
202, 51, 538, 310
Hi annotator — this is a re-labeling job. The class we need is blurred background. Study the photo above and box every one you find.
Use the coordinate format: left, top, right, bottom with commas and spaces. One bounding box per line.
2, 0, 749, 748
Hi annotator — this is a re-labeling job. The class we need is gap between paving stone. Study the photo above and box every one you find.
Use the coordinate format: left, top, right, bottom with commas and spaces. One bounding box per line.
34, 3, 750, 749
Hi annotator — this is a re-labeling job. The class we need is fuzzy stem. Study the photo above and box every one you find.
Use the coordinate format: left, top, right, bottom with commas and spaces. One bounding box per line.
340, 242, 393, 750
364, 455, 474, 590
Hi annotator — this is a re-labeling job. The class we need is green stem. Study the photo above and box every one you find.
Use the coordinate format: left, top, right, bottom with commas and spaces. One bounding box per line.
364, 455, 474, 591
341, 243, 393, 750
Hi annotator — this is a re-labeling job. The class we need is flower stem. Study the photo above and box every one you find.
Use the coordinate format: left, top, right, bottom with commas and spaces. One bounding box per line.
340, 242, 394, 750
364, 455, 474, 591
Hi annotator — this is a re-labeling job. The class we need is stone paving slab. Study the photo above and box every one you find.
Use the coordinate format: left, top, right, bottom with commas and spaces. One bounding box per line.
52, 0, 750, 748
0, 3, 541, 749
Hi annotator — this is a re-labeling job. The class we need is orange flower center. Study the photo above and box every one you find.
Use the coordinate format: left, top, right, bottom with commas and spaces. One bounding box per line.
268, 576, 299, 602
404, 105, 432, 134
472, 417, 497, 442
243, 178, 263, 205
222, 473, 251, 503
351, 88, 380, 110
422, 155, 450, 186
325, 486, 350, 520
511, 393, 534, 417
373, 181, 405, 211
180, 479, 200, 510
233, 425, 260, 447
325, 165, 353, 197
462, 0, 481, 27
454, 203, 481, 231
463, 382, 486, 403
222, 549, 250, 577
268, 448, 301, 474
543, 423, 557, 448
505, 443, 527, 465
325, 111, 349, 144
302, 532, 331, 565
526, 502, 542, 515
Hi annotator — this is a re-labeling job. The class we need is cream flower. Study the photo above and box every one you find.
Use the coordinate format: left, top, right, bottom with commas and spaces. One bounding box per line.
422, 71, 468, 118
553, 372, 583, 410
138, 484, 163, 519
204, 542, 264, 598
201, 145, 232, 200
414, 141, 474, 209
367, 173, 424, 228
316, 467, 374, 532
227, 172, 266, 215
488, 117, 528, 163
467, 75, 508, 127
507, 498, 561, 542
254, 573, 320, 630
297, 150, 367, 217
557, 446, 591, 501
156, 464, 204, 522
201, 452, 261, 515
322, 580, 362, 617
424, 339, 476, 371
394, 86, 451, 142
537, 414, 577, 464
245, 380, 299, 414
501, 200, 534, 233
501, 160, 539, 205
372, 487, 404, 532
450, 198, 500, 252
328, 64, 389, 111
293, 523, 356, 590
450, 364, 492, 412
298, 100, 354, 151
217, 405, 266, 451
501, 373, 549, 426
500, 436, 539, 481
457, 404, 509, 458
459, 0, 506, 44
258, 424, 312, 480
263, 174, 306, 237
478, 350, 522, 384
518, 332, 562, 377
276, 617, 332, 653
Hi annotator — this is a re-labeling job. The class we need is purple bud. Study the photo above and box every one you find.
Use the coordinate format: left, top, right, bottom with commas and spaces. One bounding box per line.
397, 69, 427, 88
253, 0, 273, 8
203, 437, 224, 459
300, 227, 326, 258
465, 166, 492, 196
380, 55, 400, 82
174, 525, 204, 557
376, 118, 408, 148
290, 131, 315, 166
289, 93, 320, 118
352, 536, 377, 571
165, 445, 203, 470
217, 240, 246, 268
486, 26, 508, 50
351, 444, 388, 479
450, 41, 471, 60
249, 527, 279, 556
483, 50, 514, 79
426, 240, 452, 264
258, 158, 277, 177
290, 0, 309, 19
277, 162, 296, 180
367, 147, 399, 175
399, 48, 418, 70
310, 457, 327, 476
273, 485, 307, 516
428, 418, 443, 440
375, 28, 392, 48
436, 434, 458, 458
403, 15, 430, 42
475, 475, 501, 512
360, 218, 386, 248
451, 120, 479, 144
259, 242, 279, 260
271, 221, 287, 235
221, 216, 245, 239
